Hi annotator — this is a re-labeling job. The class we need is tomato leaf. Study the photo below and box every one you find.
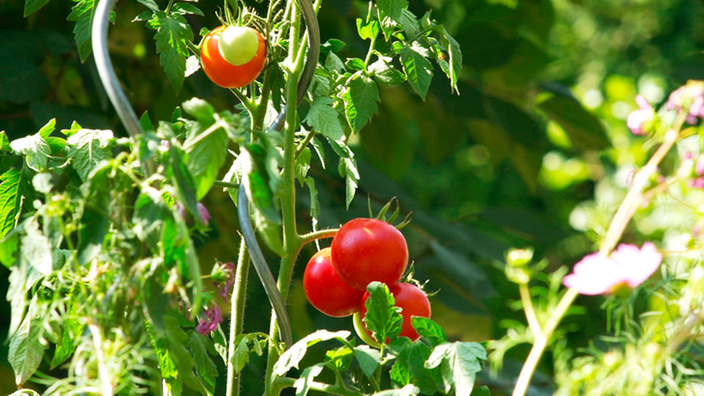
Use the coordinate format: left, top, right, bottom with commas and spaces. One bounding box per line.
369, 59, 406, 85
425, 342, 486, 396
354, 345, 382, 379
363, 282, 403, 344
304, 97, 344, 141
342, 73, 380, 133
357, 18, 380, 41
50, 300, 84, 369
377, 0, 408, 26
21, 219, 52, 276
273, 330, 351, 376
325, 347, 354, 371
408, 341, 445, 394
412, 317, 447, 348
150, 11, 193, 92
293, 364, 325, 396
0, 169, 33, 240
399, 42, 434, 100
188, 332, 218, 394
372, 385, 421, 395
168, 145, 201, 223
338, 156, 359, 209
434, 25, 462, 94
10, 134, 51, 173
66, 128, 114, 182
23, 0, 51, 16
67, 0, 96, 63
8, 298, 48, 386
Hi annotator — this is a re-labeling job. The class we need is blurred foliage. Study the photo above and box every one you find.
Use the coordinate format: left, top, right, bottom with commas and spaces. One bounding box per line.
1, 0, 703, 394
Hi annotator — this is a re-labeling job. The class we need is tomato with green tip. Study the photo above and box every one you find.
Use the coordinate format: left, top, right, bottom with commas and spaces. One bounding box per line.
200, 25, 266, 88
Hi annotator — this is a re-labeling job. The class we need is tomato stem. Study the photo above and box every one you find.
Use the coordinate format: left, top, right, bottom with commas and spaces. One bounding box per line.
226, 239, 250, 396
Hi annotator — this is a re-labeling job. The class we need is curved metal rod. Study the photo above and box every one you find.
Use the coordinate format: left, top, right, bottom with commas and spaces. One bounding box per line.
237, 183, 293, 347
269, 0, 321, 131
92, 0, 144, 139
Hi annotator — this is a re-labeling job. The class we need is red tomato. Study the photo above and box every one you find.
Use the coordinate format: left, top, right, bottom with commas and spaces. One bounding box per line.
200, 26, 266, 88
330, 218, 408, 291
303, 248, 365, 317
358, 282, 431, 342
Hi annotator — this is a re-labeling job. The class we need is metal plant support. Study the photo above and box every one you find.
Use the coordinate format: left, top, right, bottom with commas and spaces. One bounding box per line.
91, 0, 321, 348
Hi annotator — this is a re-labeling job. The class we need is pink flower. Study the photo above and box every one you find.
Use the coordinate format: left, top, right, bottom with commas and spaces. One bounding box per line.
196, 305, 223, 336
666, 81, 704, 124
213, 261, 236, 301
563, 243, 662, 295
197, 202, 211, 226
627, 95, 656, 135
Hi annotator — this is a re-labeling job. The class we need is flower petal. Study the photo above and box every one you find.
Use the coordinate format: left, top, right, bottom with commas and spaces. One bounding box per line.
612, 242, 662, 288
563, 253, 623, 295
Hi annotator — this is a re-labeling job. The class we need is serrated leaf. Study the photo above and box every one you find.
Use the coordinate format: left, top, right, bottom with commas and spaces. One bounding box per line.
0, 169, 33, 239
304, 97, 344, 141
363, 282, 403, 344
537, 95, 610, 151
409, 342, 445, 394
273, 330, 350, 376
21, 219, 52, 275
10, 134, 51, 172
338, 157, 359, 209
24, 0, 51, 16
400, 43, 433, 100
412, 317, 446, 347
151, 11, 193, 92
67, 0, 96, 63
294, 364, 325, 396
8, 299, 48, 386
325, 347, 354, 371
189, 332, 218, 394
377, 0, 408, 24
172, 3, 203, 16
354, 345, 381, 379
425, 342, 486, 396
342, 73, 380, 133
369, 60, 406, 85
66, 128, 114, 182
232, 336, 250, 374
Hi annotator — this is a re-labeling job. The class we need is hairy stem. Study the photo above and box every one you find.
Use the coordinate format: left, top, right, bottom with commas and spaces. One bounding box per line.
227, 239, 250, 396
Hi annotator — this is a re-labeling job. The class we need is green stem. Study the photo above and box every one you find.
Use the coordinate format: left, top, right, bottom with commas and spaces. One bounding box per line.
511, 116, 686, 396
273, 377, 360, 396
213, 180, 240, 189
182, 120, 227, 151
165, 0, 176, 14
227, 239, 250, 396
363, 34, 377, 69
294, 130, 316, 161
229, 88, 255, 117
263, 4, 304, 394
252, 67, 273, 132
299, 228, 338, 245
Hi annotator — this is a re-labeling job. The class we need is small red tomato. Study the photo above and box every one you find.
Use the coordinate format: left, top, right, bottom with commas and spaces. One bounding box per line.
200, 25, 266, 88
303, 248, 365, 317
331, 218, 408, 291
358, 282, 431, 342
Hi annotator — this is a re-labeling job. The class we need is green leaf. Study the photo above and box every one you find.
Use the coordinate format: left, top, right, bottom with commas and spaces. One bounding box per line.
8, 299, 48, 386
21, 219, 52, 275
151, 11, 193, 92
363, 282, 403, 344
0, 229, 19, 268
304, 177, 319, 227
338, 157, 359, 209
409, 342, 445, 394
147, 322, 178, 380
189, 332, 218, 394
172, 3, 203, 16
304, 97, 345, 141
369, 60, 406, 85
354, 345, 381, 379
24, 0, 51, 16
372, 385, 420, 396
182, 99, 230, 200
342, 73, 380, 133
66, 128, 114, 182
232, 336, 251, 374
67, 0, 96, 63
294, 364, 325, 396
400, 43, 434, 100
0, 169, 33, 239
240, 144, 281, 223
357, 18, 380, 41
537, 95, 610, 151
37, 119, 56, 139
345, 58, 366, 71
273, 330, 350, 376
435, 26, 462, 94
412, 317, 447, 348
470, 385, 491, 396
51, 302, 85, 369
168, 145, 201, 223
377, 0, 408, 25
425, 342, 486, 396
325, 347, 354, 371
140, 111, 155, 132
10, 134, 51, 172
389, 337, 413, 386
295, 147, 311, 185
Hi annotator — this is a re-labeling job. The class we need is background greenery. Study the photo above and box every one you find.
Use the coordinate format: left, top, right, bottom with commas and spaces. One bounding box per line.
1, 0, 702, 394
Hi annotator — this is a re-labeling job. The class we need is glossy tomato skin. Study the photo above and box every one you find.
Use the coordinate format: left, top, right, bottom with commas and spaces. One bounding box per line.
331, 218, 408, 291
200, 26, 266, 88
303, 248, 365, 317
359, 282, 431, 342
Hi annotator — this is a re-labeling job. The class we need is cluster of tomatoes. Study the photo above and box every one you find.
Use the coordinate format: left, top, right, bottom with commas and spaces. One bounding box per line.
201, 25, 267, 88
303, 218, 431, 342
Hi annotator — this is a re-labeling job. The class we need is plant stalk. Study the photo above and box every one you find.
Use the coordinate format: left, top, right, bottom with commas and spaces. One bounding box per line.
226, 239, 251, 396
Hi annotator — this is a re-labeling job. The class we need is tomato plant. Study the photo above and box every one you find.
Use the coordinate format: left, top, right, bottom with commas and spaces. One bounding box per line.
303, 247, 364, 317
331, 218, 409, 290
359, 282, 431, 342
200, 25, 267, 88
